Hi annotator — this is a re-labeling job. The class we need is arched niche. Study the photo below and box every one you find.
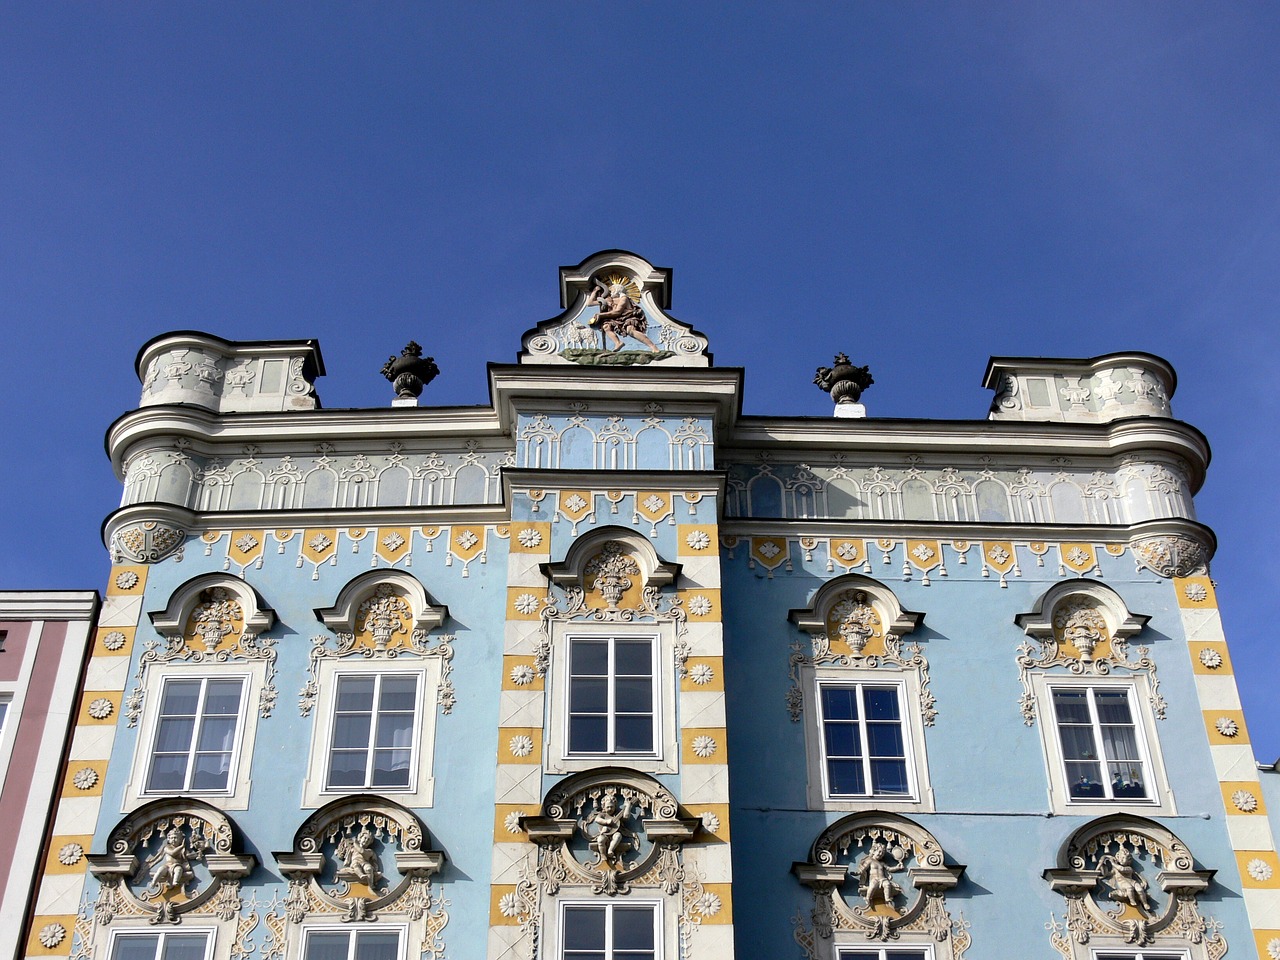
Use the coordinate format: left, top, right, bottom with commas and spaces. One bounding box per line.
791, 811, 968, 954
149, 572, 275, 641
543, 527, 680, 616
315, 569, 447, 643
1016, 579, 1149, 658
1042, 815, 1223, 959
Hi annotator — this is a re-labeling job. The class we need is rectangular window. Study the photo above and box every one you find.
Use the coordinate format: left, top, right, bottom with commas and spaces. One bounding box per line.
567, 637, 656, 756
1052, 686, 1150, 801
562, 903, 658, 960
110, 932, 211, 960
326, 673, 419, 790
818, 682, 911, 799
0, 696, 9, 738
1093, 953, 1187, 960
146, 677, 245, 793
303, 929, 402, 960
838, 949, 930, 960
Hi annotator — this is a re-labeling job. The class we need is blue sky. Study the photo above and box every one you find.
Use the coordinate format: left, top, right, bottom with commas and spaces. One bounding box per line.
2, 4, 1276, 756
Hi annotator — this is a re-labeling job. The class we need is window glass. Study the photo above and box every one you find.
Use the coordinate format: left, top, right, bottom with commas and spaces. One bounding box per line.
562, 904, 656, 960
327, 674, 419, 790
818, 683, 910, 798
1052, 686, 1149, 800
838, 949, 929, 960
303, 929, 400, 960
110, 932, 209, 960
146, 677, 245, 793
568, 637, 656, 755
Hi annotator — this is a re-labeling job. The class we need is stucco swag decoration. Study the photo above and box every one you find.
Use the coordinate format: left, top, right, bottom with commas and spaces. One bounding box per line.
787, 576, 934, 723
87, 799, 255, 926
127, 575, 278, 726
301, 570, 454, 717
792, 813, 969, 957
1043, 815, 1224, 959
1014, 580, 1163, 726
533, 531, 687, 679
271, 796, 447, 936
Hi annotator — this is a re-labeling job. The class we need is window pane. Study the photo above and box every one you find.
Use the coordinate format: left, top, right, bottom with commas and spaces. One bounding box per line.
821, 686, 859, 720
333, 714, 372, 749
569, 715, 608, 753
563, 906, 607, 950
870, 758, 910, 794
1066, 762, 1105, 797
159, 681, 202, 716
614, 640, 652, 676
335, 677, 375, 712
190, 754, 232, 790
203, 680, 243, 715
378, 675, 417, 712
352, 931, 399, 960
827, 758, 866, 795
1052, 689, 1091, 724
614, 715, 653, 752
1058, 724, 1099, 761
196, 716, 237, 753
823, 722, 861, 758
372, 749, 412, 786
614, 678, 652, 713
153, 717, 195, 754
1094, 689, 1134, 724
569, 677, 608, 713
328, 750, 368, 786
570, 640, 609, 676
375, 712, 414, 749
112, 935, 161, 960
866, 722, 905, 759
161, 934, 209, 960
146, 754, 189, 792
1108, 763, 1148, 798
863, 687, 901, 721
1101, 724, 1140, 762
304, 933, 350, 960
612, 906, 656, 949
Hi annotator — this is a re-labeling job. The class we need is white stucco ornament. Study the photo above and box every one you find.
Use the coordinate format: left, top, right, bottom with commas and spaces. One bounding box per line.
1065, 546, 1090, 566
700, 811, 720, 833
38, 924, 66, 949
911, 543, 935, 562
509, 735, 534, 758
510, 664, 535, 686
1267, 936, 1280, 960
504, 811, 525, 834
1231, 789, 1258, 813
1183, 582, 1209, 603
455, 530, 479, 550
1247, 858, 1273, 882
308, 533, 333, 552
758, 540, 781, 559
564, 494, 588, 513
517, 527, 543, 548
1214, 717, 1239, 738
58, 842, 84, 865
114, 570, 139, 589
380, 532, 406, 551
498, 892, 520, 917
987, 544, 1010, 564
694, 892, 722, 916
688, 596, 713, 616
102, 631, 127, 651
691, 735, 717, 758
685, 530, 711, 551
234, 534, 259, 552
514, 593, 540, 615
72, 767, 99, 790
689, 663, 714, 685
836, 542, 859, 561
641, 494, 665, 513
87, 697, 115, 719
1199, 648, 1223, 669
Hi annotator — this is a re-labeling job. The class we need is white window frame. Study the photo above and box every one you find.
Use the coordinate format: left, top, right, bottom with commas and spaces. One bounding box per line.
546, 623, 676, 775
105, 925, 217, 960
323, 671, 425, 792
1030, 673, 1175, 816
564, 634, 659, 758
302, 659, 440, 808
1089, 951, 1189, 960
294, 923, 408, 960
815, 679, 918, 803
835, 947, 935, 960
123, 662, 264, 812
554, 898, 664, 960
143, 675, 249, 796
800, 666, 933, 812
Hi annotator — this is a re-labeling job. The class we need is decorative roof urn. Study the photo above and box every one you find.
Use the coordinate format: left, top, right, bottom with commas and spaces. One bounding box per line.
814, 353, 874, 418
381, 341, 439, 406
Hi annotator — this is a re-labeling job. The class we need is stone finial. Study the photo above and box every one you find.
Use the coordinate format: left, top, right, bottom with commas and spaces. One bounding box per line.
814, 353, 874, 418
381, 342, 439, 406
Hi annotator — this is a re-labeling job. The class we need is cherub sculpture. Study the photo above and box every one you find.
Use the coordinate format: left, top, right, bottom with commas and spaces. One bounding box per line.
582, 792, 636, 867
146, 826, 195, 897
1097, 846, 1153, 914
586, 278, 659, 353
335, 827, 383, 890
854, 840, 904, 910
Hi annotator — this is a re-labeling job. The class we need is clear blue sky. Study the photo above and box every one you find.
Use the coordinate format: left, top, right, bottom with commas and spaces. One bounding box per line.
2, 4, 1276, 756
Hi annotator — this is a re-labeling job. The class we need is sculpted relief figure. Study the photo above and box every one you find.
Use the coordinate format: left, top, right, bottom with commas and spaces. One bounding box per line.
1098, 847, 1153, 914
583, 792, 637, 868
146, 826, 195, 897
586, 277, 659, 353
854, 841, 904, 910
335, 827, 384, 889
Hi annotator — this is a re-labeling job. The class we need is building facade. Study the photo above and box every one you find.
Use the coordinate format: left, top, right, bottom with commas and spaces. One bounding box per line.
20, 251, 1280, 960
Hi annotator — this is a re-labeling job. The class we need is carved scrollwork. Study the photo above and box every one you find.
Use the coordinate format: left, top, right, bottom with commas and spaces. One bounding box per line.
87, 799, 255, 926
272, 796, 444, 925
793, 813, 966, 951
1131, 534, 1210, 578
1044, 816, 1222, 960
112, 520, 187, 564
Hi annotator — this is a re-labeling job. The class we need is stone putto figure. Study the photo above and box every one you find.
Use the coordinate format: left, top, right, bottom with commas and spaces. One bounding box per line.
146, 826, 195, 897
854, 841, 904, 910
335, 827, 383, 889
1098, 847, 1153, 914
582, 792, 636, 867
